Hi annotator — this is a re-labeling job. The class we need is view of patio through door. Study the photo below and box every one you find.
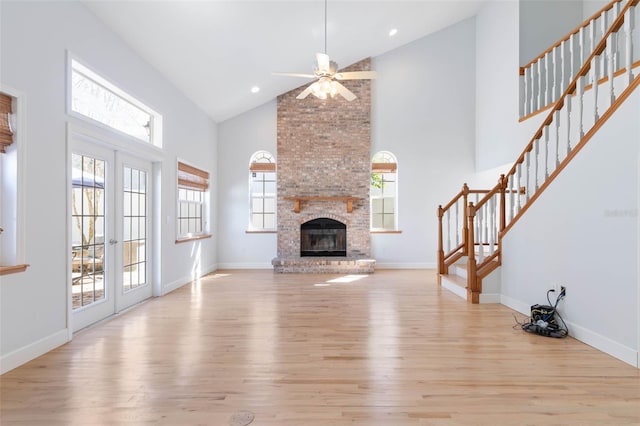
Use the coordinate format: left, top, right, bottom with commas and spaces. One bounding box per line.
71, 153, 106, 309
70, 138, 153, 332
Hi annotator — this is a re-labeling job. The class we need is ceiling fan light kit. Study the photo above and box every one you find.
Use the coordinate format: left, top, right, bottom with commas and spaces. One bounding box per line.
274, 0, 377, 101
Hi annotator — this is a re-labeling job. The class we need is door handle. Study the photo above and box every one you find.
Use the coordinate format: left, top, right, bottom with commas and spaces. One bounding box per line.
109, 238, 118, 245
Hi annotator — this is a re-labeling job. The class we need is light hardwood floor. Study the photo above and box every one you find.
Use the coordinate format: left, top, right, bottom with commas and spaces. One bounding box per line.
1, 270, 639, 425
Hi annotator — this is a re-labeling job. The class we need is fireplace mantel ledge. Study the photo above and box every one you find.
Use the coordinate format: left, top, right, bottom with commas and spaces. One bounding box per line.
283, 196, 361, 213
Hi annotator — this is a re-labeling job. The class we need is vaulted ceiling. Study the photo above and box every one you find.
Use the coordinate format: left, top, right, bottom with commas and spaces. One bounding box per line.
84, 1, 487, 123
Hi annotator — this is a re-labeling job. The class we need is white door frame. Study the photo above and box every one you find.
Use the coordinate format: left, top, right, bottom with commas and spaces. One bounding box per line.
67, 123, 162, 334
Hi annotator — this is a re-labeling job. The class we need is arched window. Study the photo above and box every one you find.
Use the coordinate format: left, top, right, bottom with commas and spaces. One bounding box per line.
249, 151, 276, 231
371, 151, 398, 231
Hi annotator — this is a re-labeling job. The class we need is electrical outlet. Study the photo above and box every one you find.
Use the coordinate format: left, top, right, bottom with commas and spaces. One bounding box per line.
552, 283, 563, 294
559, 285, 566, 296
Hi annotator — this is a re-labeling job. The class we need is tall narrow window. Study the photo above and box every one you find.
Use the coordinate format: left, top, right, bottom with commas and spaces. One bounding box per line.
371, 151, 398, 231
177, 161, 209, 240
249, 151, 276, 231
70, 59, 162, 147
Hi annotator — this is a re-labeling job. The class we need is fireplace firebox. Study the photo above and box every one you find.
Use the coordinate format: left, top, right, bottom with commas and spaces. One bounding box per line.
300, 218, 346, 257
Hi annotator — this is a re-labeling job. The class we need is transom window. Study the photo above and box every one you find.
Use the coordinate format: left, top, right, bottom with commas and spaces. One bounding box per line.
249, 151, 276, 231
70, 59, 162, 146
371, 151, 398, 231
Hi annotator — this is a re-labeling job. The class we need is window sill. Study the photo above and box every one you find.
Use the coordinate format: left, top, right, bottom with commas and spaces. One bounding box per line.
175, 234, 212, 244
370, 230, 403, 234
0, 264, 30, 276
246, 230, 277, 234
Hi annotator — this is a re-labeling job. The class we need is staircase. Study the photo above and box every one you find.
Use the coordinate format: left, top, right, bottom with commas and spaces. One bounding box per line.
438, 0, 640, 303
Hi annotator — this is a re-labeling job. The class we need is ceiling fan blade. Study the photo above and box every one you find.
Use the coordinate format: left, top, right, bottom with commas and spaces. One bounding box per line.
316, 52, 331, 73
334, 71, 378, 80
296, 85, 314, 99
272, 72, 316, 79
333, 81, 357, 101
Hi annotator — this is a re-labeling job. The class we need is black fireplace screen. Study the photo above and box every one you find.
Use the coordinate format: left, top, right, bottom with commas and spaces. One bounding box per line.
300, 218, 346, 257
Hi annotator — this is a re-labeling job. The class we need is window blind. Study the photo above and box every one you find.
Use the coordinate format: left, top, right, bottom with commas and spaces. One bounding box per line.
178, 161, 209, 191
250, 162, 276, 172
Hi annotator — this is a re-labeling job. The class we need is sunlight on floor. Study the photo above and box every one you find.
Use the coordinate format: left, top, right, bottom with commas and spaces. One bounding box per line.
314, 274, 369, 286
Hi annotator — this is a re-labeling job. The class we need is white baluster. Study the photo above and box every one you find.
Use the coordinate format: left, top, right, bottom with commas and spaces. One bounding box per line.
534, 139, 540, 192
537, 60, 543, 111
544, 125, 550, 180
552, 46, 559, 102
553, 110, 560, 169
489, 197, 496, 256
524, 67, 530, 116
570, 33, 576, 82
591, 55, 600, 122
544, 52, 550, 106
477, 205, 484, 262
600, 8, 608, 78
612, 1, 621, 71
561, 40, 567, 93
516, 163, 522, 213
607, 33, 616, 106
525, 150, 531, 203
624, 7, 634, 85
508, 175, 514, 222
446, 209, 451, 252
566, 94, 572, 154
579, 26, 586, 67
455, 200, 459, 247
529, 65, 536, 114
577, 74, 585, 140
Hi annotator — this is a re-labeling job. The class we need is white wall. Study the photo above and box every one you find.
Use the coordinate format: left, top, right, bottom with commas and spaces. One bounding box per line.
501, 89, 640, 367
370, 17, 477, 268
216, 101, 277, 268
475, 1, 523, 171
519, 0, 584, 66
0, 1, 217, 371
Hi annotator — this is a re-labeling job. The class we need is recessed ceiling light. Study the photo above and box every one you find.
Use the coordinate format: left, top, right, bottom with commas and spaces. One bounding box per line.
389, 28, 398, 37
251, 86, 260, 93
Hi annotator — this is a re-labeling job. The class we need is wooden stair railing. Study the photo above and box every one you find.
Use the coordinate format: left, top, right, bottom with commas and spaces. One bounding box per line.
520, 0, 625, 118
437, 185, 490, 276
440, 0, 639, 303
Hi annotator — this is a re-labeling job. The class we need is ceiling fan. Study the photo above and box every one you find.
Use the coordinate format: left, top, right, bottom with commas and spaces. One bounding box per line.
273, 0, 377, 101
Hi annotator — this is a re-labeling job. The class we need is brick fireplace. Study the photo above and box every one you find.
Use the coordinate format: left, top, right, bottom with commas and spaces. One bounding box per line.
272, 58, 375, 273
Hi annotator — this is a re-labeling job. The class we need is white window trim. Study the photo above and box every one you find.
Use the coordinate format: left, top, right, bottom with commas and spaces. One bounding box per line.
176, 158, 211, 242
248, 151, 277, 232
0, 84, 27, 268
371, 151, 399, 232
66, 52, 163, 149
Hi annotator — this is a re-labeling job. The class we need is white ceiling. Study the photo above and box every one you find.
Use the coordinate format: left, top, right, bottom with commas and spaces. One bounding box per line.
83, 1, 487, 123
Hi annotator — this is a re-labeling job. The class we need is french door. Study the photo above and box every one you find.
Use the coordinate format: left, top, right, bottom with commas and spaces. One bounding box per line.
70, 136, 153, 332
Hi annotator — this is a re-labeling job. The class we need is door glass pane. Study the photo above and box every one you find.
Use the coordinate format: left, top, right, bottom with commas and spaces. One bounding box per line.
123, 166, 147, 292
71, 153, 106, 309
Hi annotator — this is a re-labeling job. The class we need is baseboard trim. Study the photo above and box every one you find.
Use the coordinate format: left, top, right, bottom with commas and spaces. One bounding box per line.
500, 294, 638, 368
500, 294, 530, 316
479, 293, 501, 303
566, 321, 638, 368
1, 329, 69, 374
162, 264, 217, 295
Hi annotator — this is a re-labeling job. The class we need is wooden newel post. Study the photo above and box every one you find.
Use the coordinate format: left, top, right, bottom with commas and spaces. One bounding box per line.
466, 202, 479, 304
437, 205, 445, 276
498, 174, 507, 232
462, 183, 469, 255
